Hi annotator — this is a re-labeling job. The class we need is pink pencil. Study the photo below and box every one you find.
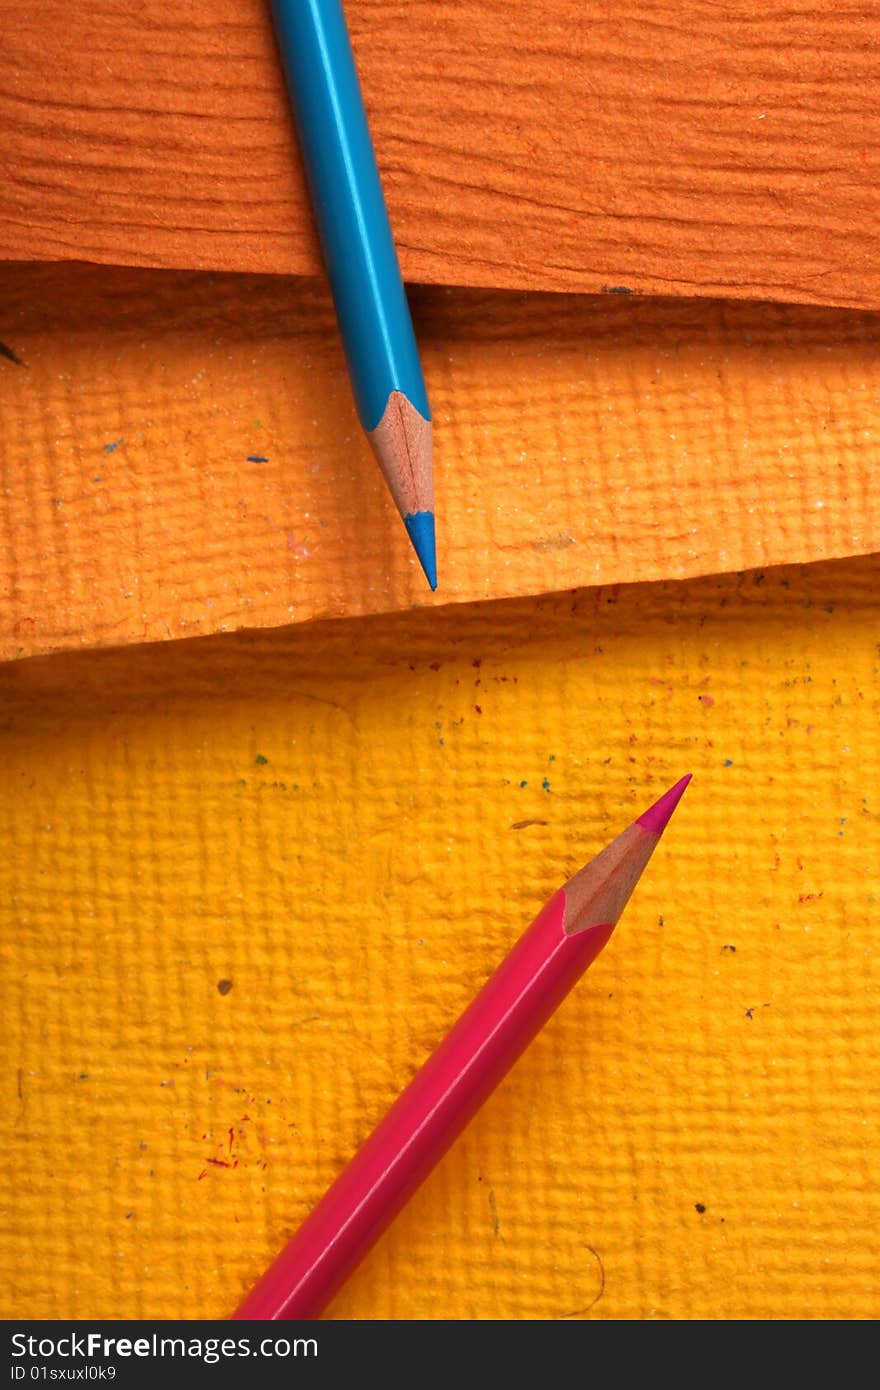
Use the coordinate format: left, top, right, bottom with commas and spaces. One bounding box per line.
233, 775, 691, 1320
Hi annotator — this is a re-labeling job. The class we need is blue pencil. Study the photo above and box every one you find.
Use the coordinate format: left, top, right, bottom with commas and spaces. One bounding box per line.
270, 0, 437, 589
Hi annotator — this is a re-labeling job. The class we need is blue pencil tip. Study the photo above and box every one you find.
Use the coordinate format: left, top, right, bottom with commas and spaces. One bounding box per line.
404, 511, 437, 590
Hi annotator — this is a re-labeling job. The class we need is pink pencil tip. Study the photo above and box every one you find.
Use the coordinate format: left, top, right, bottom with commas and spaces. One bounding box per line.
637, 774, 692, 835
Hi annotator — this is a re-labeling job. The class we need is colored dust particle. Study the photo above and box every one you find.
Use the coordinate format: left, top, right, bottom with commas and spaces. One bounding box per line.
695, 1203, 707, 1214
188, 1079, 299, 1187
0, 341, 23, 365
724, 759, 734, 767
247, 456, 268, 463
217, 979, 233, 995
103, 439, 123, 453
519, 780, 527, 788
254, 754, 268, 765
542, 778, 551, 792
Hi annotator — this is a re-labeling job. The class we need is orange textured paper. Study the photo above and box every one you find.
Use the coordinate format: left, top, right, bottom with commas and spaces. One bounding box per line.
1, 557, 878, 1320
1, 1, 879, 309
2, 262, 879, 661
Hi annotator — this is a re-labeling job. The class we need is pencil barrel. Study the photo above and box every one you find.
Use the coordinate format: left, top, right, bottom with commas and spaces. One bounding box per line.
270, 0, 430, 430
233, 891, 612, 1319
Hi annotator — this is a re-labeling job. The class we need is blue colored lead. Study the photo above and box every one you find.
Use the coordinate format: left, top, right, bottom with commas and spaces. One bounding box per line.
404, 512, 437, 591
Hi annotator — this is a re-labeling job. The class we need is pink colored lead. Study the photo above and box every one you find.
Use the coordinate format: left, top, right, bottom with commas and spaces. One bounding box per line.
637, 773, 692, 834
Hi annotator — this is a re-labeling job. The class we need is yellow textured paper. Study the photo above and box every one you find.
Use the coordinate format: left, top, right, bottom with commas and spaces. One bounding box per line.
3, 263, 880, 660
1, 555, 878, 1320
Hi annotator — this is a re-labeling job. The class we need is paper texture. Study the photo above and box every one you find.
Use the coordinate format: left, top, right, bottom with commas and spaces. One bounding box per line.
2, 556, 877, 1319
1, 1, 878, 310
2, 263, 879, 661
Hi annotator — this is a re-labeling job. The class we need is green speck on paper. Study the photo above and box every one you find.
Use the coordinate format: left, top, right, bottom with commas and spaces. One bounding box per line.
79, 1073, 88, 1080
519, 780, 528, 788
724, 759, 733, 767
255, 753, 268, 765
253, 419, 262, 429
542, 778, 551, 792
